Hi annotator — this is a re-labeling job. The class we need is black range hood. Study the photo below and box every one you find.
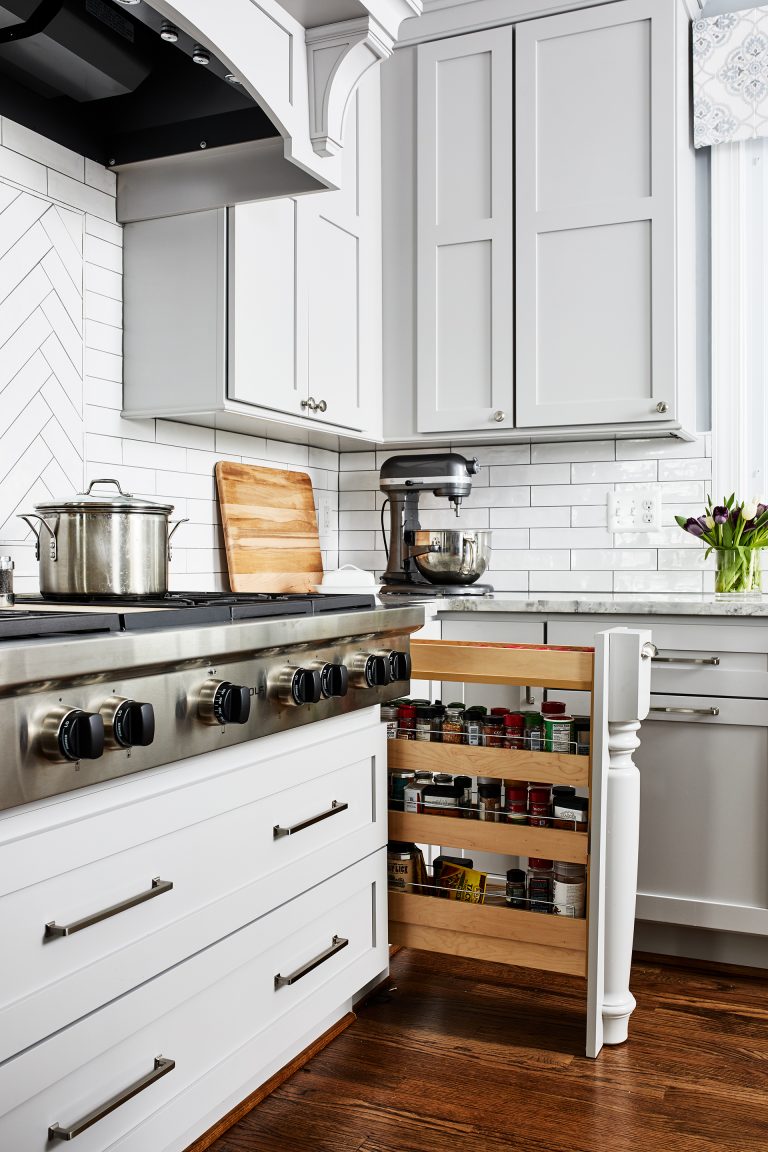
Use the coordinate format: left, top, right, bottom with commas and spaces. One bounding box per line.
0, 0, 279, 167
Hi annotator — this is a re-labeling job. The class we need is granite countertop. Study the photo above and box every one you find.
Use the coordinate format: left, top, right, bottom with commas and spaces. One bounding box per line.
432, 594, 768, 617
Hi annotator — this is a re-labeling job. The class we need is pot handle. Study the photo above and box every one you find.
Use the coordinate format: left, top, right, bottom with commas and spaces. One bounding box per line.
18, 514, 58, 562
166, 519, 188, 562
83, 478, 133, 497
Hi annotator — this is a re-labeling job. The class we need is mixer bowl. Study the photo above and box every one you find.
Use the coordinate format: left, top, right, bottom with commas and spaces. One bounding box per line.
409, 529, 492, 585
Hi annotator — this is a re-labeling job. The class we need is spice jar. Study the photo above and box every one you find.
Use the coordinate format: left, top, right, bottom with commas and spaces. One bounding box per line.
528, 785, 552, 828
387, 842, 418, 891
477, 781, 501, 822
454, 775, 473, 819
527, 857, 554, 914
442, 703, 465, 744
573, 716, 591, 756
389, 770, 412, 811
0, 556, 14, 607
381, 702, 399, 740
463, 707, 485, 747
404, 771, 434, 813
544, 714, 574, 754
503, 712, 525, 749
422, 781, 463, 817
415, 704, 434, 741
481, 714, 505, 748
504, 782, 528, 825
431, 702, 446, 742
552, 793, 589, 831
505, 868, 527, 909
541, 700, 567, 717
397, 702, 416, 739
553, 861, 586, 918
524, 712, 544, 751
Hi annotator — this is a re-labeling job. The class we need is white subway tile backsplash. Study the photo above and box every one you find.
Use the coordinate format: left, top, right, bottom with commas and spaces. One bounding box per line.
340, 451, 376, 471
530, 571, 614, 592
2, 120, 84, 181
490, 507, 569, 529
84, 233, 122, 274
571, 548, 657, 570
487, 529, 530, 548
214, 429, 267, 457
85, 291, 121, 328
614, 571, 704, 593
531, 440, 615, 463
0, 146, 46, 193
491, 550, 570, 571
532, 484, 612, 506
616, 436, 708, 460
47, 170, 116, 222
530, 527, 613, 549
657, 458, 713, 482
85, 215, 122, 246
570, 505, 608, 527
571, 460, 657, 484
84, 159, 117, 196
157, 421, 214, 451
490, 463, 571, 486
85, 263, 121, 301
657, 548, 711, 571
86, 433, 122, 464
123, 439, 187, 471
85, 319, 122, 355
340, 490, 376, 511
85, 376, 122, 409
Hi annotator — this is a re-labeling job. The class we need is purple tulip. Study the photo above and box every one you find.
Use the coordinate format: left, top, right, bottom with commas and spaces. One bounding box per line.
759, 504, 767, 517
712, 506, 729, 524
731, 508, 742, 524
684, 517, 704, 537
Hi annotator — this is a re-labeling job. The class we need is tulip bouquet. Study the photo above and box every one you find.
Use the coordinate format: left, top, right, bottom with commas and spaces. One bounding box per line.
676, 494, 768, 596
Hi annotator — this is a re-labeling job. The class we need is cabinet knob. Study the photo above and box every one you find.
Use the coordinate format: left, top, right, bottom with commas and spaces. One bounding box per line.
655, 401, 669, 414
492, 410, 506, 423
316, 399, 327, 413
301, 396, 317, 412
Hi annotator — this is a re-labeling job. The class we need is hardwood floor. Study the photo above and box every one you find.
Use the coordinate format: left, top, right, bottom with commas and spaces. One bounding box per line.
209, 949, 768, 1152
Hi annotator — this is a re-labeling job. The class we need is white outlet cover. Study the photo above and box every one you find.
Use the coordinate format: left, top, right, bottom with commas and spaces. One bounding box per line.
607, 487, 661, 534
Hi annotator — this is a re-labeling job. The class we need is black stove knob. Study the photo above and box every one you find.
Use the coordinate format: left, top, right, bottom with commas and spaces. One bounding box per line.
292, 668, 323, 705
111, 700, 155, 748
366, 655, 390, 687
387, 651, 411, 683
319, 663, 349, 699
41, 708, 105, 762
198, 680, 251, 726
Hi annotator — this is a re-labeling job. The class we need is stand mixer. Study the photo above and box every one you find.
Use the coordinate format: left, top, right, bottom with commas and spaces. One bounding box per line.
379, 453, 493, 596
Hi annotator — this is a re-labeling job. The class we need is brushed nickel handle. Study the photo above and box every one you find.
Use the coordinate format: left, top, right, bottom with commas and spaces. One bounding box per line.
315, 398, 327, 413
48, 1056, 175, 1141
83, 478, 132, 497
655, 401, 669, 414
649, 706, 720, 716
274, 935, 348, 989
492, 410, 506, 422
273, 800, 348, 839
44, 877, 173, 939
301, 396, 317, 412
652, 654, 720, 666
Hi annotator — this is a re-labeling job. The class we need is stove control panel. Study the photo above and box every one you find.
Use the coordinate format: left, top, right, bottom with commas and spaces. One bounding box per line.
349, 653, 390, 688
378, 650, 412, 683
101, 697, 155, 749
40, 707, 105, 763
317, 662, 349, 699
198, 680, 251, 726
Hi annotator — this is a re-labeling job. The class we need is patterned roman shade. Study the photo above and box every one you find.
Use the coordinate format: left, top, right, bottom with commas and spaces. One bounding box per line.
694, 7, 768, 146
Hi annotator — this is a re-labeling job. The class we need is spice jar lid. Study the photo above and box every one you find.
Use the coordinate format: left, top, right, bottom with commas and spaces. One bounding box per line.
523, 712, 543, 726
483, 714, 504, 728
554, 794, 588, 812
465, 706, 487, 716
506, 868, 526, 882
542, 701, 567, 716
504, 712, 525, 725
447, 701, 466, 709
528, 857, 553, 870
552, 785, 576, 800
398, 703, 416, 716
478, 782, 501, 797
433, 773, 454, 784
490, 707, 509, 716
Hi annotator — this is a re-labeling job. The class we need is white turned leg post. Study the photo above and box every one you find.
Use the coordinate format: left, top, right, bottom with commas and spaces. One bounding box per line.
598, 630, 652, 1047
603, 716, 641, 1044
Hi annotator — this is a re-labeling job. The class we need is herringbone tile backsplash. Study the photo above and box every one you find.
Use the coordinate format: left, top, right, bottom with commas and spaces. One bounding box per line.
0, 121, 339, 593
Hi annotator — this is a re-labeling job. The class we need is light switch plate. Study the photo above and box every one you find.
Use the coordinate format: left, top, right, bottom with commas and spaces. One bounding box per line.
608, 487, 661, 534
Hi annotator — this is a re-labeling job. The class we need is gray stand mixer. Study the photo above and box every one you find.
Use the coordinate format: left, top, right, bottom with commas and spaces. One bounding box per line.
379, 453, 493, 596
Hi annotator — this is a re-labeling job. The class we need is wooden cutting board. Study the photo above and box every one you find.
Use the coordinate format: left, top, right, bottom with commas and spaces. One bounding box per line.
215, 462, 323, 593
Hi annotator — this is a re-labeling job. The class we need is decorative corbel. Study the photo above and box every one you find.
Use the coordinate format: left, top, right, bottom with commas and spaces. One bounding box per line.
306, 17, 393, 157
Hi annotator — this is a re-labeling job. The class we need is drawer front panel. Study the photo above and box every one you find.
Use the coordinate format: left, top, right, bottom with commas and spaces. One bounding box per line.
0, 850, 387, 1152
0, 719, 386, 1061
547, 619, 768, 698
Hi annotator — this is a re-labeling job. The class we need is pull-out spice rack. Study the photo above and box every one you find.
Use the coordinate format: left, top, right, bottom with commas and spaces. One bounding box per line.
387, 637, 611, 1055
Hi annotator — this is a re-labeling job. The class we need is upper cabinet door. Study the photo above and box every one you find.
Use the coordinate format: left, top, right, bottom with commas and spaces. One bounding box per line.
416, 28, 514, 434
516, 0, 678, 429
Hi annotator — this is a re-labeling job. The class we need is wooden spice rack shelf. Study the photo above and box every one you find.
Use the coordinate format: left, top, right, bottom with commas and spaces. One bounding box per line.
388, 638, 597, 982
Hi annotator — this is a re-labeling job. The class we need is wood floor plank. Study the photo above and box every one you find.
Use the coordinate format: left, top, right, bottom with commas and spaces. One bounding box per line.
203, 950, 768, 1152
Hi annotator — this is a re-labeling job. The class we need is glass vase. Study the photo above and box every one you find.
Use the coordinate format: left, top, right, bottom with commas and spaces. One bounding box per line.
714, 548, 763, 598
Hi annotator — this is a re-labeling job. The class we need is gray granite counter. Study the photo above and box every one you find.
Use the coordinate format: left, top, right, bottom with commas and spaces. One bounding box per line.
431, 594, 768, 617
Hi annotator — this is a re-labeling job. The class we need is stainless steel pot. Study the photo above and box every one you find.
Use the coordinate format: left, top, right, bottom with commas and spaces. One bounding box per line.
19, 479, 187, 598
408, 529, 492, 585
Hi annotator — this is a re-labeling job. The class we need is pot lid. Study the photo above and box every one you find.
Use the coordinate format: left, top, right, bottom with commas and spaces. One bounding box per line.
34, 478, 174, 515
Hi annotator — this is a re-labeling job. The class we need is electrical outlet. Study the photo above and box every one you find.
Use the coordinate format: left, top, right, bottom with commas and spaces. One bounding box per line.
317, 492, 333, 534
607, 487, 661, 534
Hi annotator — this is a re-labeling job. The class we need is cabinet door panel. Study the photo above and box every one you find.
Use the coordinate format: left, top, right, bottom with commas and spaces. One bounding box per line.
635, 696, 768, 937
417, 28, 513, 433
228, 199, 298, 413
516, 0, 675, 428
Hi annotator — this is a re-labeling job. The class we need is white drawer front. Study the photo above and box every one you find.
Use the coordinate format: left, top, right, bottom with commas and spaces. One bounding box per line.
0, 718, 386, 1061
548, 618, 768, 699
0, 849, 387, 1152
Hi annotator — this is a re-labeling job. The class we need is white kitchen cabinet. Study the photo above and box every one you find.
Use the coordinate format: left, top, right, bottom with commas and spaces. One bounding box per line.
123, 70, 382, 442
0, 709, 389, 1148
382, 0, 695, 442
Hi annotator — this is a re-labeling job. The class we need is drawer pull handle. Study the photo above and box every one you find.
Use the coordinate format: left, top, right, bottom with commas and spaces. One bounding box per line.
652, 654, 721, 667
274, 934, 349, 989
48, 1055, 175, 1141
44, 877, 173, 940
273, 800, 348, 839
649, 707, 720, 717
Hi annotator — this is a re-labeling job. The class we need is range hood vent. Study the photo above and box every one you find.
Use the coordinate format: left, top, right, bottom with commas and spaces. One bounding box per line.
0, 0, 421, 220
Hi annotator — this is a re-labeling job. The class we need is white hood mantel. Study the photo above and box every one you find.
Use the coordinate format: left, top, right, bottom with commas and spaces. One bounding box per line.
115, 0, 421, 222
